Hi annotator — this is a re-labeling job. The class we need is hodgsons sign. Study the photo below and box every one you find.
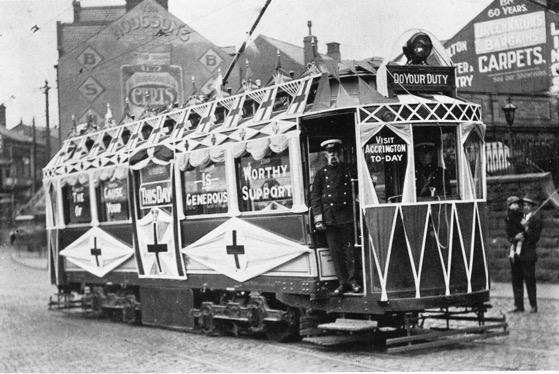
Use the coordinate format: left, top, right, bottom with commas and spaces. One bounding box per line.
445, 0, 554, 93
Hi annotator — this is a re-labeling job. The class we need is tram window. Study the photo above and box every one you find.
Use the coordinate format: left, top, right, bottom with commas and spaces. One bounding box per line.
413, 126, 458, 200
272, 91, 290, 113
236, 148, 293, 212
464, 130, 484, 199
98, 178, 130, 222
241, 99, 256, 119
183, 161, 228, 215
63, 183, 91, 224
363, 127, 408, 203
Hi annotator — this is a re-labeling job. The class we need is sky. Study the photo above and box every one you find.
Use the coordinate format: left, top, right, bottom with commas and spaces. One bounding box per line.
0, 0, 493, 131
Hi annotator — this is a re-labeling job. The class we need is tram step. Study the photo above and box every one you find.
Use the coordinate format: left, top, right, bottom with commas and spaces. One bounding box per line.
318, 318, 378, 332
303, 334, 373, 346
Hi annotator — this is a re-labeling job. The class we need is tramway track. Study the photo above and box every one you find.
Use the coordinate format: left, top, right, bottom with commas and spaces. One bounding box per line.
55, 316, 241, 372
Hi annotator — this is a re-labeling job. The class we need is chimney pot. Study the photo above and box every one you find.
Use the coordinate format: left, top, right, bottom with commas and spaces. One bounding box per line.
326, 42, 341, 61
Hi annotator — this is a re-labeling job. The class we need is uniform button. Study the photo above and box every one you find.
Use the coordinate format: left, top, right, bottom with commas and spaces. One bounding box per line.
326, 176, 329, 179
344, 183, 347, 186
330, 203, 334, 206
328, 194, 331, 197
344, 192, 347, 195
327, 185, 330, 188
343, 202, 347, 205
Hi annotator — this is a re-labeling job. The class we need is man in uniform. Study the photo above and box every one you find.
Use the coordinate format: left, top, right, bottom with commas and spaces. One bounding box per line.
311, 139, 361, 296
510, 194, 543, 313
414, 142, 448, 198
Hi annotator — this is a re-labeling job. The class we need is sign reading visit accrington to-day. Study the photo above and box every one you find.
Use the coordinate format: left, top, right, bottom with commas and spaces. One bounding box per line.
445, 0, 559, 93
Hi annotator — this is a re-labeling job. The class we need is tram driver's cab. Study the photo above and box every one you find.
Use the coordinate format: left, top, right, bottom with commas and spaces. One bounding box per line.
413, 126, 456, 201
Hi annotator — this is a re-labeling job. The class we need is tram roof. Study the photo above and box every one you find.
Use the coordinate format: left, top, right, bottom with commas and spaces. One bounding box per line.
43, 64, 481, 181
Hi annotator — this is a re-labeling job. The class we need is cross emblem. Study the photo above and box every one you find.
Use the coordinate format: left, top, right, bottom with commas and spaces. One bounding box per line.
147, 213, 168, 273
228, 102, 242, 119
259, 94, 274, 113
226, 230, 245, 270
198, 113, 213, 132
291, 80, 309, 109
90, 237, 102, 267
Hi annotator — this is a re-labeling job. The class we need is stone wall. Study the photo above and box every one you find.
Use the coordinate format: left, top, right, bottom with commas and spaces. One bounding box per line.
486, 172, 559, 283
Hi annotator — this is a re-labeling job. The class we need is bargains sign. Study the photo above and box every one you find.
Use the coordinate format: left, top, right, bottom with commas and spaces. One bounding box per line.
444, 0, 558, 93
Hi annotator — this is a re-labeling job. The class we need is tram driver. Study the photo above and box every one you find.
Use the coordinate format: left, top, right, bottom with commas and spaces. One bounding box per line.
311, 139, 361, 296
414, 141, 450, 198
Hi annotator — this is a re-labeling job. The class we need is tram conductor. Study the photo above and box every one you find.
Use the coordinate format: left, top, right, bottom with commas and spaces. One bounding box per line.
414, 142, 449, 198
311, 139, 361, 296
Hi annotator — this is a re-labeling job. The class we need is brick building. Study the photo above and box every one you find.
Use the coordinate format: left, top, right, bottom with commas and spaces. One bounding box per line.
0, 104, 58, 227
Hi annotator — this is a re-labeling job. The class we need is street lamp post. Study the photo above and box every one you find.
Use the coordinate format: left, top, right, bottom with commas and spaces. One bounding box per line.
502, 96, 517, 173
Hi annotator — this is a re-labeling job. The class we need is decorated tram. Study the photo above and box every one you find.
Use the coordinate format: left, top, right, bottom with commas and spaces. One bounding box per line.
45, 30, 508, 351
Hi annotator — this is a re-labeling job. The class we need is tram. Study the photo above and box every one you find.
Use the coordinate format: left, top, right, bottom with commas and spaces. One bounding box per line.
45, 30, 508, 352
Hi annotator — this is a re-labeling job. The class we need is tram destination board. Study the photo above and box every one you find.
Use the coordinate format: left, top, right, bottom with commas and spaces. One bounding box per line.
386, 65, 456, 97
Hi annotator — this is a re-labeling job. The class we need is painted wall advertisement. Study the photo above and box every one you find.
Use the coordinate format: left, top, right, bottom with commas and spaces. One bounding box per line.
121, 52, 184, 117
445, 0, 559, 93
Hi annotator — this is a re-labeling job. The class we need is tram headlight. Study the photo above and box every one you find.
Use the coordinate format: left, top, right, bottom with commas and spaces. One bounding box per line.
403, 32, 433, 65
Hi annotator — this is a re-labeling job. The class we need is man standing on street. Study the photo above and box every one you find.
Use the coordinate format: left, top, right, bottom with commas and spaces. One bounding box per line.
311, 139, 361, 296
510, 194, 543, 313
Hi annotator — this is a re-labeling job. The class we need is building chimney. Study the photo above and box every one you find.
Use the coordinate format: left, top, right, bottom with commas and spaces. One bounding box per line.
0, 104, 6, 127
126, 0, 168, 12
72, 0, 81, 22
326, 42, 341, 62
303, 21, 317, 66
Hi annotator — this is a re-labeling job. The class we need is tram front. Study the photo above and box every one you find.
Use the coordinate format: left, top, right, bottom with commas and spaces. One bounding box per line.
357, 30, 489, 310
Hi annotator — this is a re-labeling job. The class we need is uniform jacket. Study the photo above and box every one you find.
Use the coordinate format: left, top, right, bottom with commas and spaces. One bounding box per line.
520, 212, 543, 262
311, 163, 355, 226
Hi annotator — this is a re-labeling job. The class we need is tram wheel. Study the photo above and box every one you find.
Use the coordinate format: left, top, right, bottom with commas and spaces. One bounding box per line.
265, 308, 301, 342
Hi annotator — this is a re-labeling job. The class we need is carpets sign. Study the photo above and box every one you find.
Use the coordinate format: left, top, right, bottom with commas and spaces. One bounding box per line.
445, 0, 557, 93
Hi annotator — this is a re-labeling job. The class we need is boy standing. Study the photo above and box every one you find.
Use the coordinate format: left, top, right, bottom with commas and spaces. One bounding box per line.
505, 196, 524, 262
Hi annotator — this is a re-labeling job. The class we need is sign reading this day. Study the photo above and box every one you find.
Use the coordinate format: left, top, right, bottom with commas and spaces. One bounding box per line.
139, 181, 172, 208
139, 164, 172, 209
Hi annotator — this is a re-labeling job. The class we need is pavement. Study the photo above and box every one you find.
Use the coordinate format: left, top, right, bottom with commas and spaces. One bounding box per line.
4, 244, 559, 300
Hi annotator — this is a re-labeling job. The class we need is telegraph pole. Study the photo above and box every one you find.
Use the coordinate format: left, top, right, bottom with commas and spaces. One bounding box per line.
31, 117, 37, 195
42, 80, 51, 159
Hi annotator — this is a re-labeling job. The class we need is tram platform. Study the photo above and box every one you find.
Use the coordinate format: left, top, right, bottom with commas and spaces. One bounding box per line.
3, 243, 558, 301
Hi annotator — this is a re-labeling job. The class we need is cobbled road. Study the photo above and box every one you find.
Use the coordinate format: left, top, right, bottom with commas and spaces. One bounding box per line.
1, 249, 558, 372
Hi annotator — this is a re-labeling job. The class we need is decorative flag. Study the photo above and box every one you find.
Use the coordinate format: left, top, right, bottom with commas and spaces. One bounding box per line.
287, 78, 312, 115
60, 226, 134, 278
182, 217, 310, 282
